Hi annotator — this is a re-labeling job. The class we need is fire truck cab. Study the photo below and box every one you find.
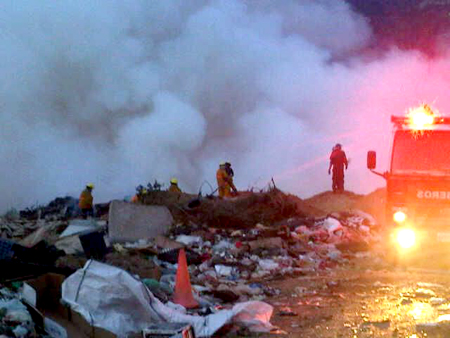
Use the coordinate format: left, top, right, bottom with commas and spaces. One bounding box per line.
368, 105, 450, 258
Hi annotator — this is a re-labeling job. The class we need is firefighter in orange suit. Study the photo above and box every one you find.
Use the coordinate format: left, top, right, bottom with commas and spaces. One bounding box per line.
132, 188, 147, 203
216, 162, 234, 198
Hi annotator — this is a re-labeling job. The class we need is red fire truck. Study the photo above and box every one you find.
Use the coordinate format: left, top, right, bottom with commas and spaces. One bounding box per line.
367, 105, 450, 259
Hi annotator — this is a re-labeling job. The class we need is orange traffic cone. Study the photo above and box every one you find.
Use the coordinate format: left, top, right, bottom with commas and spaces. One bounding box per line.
173, 248, 199, 308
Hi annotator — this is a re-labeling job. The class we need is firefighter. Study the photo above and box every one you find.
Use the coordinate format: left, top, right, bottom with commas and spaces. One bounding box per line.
225, 162, 238, 195
168, 178, 182, 193
79, 183, 94, 218
132, 187, 147, 203
328, 143, 348, 193
216, 162, 233, 198
225, 162, 234, 178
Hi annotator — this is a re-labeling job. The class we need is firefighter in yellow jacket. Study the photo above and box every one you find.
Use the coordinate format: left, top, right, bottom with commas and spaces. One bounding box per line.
79, 183, 94, 218
131, 188, 147, 203
168, 178, 182, 193
216, 162, 235, 198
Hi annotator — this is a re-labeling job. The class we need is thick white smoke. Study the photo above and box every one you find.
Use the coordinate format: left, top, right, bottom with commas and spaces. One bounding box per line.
1, 0, 449, 210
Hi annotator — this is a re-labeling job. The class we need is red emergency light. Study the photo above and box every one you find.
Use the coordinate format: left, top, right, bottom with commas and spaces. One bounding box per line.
391, 116, 450, 127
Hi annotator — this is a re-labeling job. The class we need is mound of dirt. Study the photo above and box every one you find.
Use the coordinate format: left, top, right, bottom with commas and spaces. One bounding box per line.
139, 188, 386, 228
142, 188, 322, 228
305, 189, 386, 223
304, 191, 364, 215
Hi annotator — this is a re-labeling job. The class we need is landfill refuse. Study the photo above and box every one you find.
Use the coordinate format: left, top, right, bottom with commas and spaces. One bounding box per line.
142, 323, 195, 338
62, 260, 275, 337
0, 286, 67, 338
0, 187, 382, 336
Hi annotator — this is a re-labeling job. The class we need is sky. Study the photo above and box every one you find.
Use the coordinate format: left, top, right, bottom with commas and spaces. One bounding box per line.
1, 0, 450, 210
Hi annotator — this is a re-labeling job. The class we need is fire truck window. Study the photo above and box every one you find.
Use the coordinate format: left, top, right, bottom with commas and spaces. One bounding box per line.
392, 130, 450, 173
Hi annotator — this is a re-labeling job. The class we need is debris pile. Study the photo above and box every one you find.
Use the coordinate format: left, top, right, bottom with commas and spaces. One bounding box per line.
0, 188, 381, 337
144, 188, 324, 228
0, 288, 37, 337
0, 283, 66, 338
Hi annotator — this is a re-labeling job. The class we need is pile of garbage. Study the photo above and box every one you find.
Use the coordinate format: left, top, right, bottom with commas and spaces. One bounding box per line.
17, 196, 109, 221
0, 287, 37, 337
111, 209, 379, 305
0, 188, 381, 337
0, 284, 66, 338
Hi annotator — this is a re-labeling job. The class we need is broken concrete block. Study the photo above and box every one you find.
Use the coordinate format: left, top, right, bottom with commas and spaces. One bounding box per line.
108, 200, 173, 243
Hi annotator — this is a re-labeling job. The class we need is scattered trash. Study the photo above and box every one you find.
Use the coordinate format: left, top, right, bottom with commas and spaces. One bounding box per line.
416, 288, 437, 298
215, 265, 233, 277
142, 323, 195, 338
176, 235, 203, 246
248, 237, 283, 251
430, 297, 447, 306
0, 187, 383, 336
62, 260, 274, 337
279, 307, 298, 316
259, 259, 279, 271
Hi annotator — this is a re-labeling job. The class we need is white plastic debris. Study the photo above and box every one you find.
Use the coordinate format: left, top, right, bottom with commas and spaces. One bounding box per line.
175, 235, 203, 246
295, 226, 312, 235
430, 297, 447, 306
0, 299, 32, 324
213, 240, 233, 251
415, 288, 437, 298
20, 283, 37, 307
418, 282, 445, 289
62, 260, 274, 338
124, 239, 152, 249
232, 301, 274, 332
165, 301, 187, 313
215, 265, 233, 277
258, 259, 279, 271
323, 218, 343, 234
327, 250, 341, 260
44, 318, 68, 338
359, 225, 370, 233
12, 326, 28, 338
60, 219, 99, 237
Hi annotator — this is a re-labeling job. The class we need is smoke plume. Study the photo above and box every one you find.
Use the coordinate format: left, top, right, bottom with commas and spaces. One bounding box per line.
1, 0, 450, 210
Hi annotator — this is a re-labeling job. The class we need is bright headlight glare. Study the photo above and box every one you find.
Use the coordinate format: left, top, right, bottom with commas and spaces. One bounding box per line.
393, 211, 407, 223
396, 228, 416, 249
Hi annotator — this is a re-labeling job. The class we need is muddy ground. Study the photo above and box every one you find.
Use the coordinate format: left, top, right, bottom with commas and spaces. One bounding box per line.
232, 254, 450, 338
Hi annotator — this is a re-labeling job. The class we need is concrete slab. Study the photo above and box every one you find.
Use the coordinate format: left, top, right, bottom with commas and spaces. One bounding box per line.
108, 200, 173, 243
